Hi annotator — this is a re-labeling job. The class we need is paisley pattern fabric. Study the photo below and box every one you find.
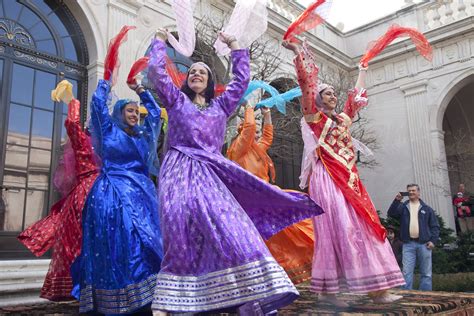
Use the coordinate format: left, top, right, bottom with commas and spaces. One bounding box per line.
294, 49, 404, 294
70, 81, 163, 314
147, 39, 323, 313
18, 99, 99, 301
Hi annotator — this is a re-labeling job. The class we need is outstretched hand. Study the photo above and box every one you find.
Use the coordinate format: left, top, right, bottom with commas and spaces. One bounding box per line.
127, 79, 138, 91
155, 28, 168, 42
358, 62, 369, 71
51, 80, 74, 104
261, 107, 271, 115
282, 40, 301, 54
218, 31, 239, 50
127, 79, 145, 94
395, 192, 403, 201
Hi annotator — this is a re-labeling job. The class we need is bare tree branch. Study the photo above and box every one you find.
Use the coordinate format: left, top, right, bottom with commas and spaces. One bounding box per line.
194, 14, 378, 171
435, 130, 474, 194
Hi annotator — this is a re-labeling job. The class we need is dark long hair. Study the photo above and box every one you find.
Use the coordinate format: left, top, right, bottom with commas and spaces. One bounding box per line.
180, 68, 215, 103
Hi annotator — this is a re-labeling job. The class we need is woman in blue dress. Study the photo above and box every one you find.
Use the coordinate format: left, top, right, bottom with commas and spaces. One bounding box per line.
71, 79, 163, 314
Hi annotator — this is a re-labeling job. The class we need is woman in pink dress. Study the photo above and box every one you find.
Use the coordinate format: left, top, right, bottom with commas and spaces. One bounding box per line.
283, 41, 405, 306
18, 80, 99, 301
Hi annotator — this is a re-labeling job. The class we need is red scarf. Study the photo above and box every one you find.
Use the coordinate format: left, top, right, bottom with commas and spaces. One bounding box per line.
309, 112, 386, 241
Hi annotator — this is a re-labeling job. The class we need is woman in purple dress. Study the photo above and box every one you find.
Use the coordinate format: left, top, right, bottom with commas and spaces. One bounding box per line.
148, 29, 323, 314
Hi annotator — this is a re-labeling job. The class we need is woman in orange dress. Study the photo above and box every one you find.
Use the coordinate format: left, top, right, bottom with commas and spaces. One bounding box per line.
227, 102, 314, 284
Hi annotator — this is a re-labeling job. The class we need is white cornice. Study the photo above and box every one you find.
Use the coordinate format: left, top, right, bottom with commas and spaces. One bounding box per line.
400, 79, 428, 96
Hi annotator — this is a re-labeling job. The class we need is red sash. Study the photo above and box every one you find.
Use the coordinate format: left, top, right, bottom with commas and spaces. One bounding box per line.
309, 112, 386, 241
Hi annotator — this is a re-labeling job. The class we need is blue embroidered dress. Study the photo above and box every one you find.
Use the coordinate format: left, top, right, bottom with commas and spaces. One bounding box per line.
71, 80, 163, 314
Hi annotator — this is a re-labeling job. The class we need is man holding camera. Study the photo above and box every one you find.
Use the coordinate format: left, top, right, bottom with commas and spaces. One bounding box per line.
387, 184, 440, 291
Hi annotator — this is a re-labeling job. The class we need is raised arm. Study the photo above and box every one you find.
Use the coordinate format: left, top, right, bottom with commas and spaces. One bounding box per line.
343, 64, 369, 120
52, 80, 88, 152
215, 48, 250, 116
387, 195, 404, 219
139, 90, 161, 124
51, 80, 95, 173
139, 89, 162, 144
147, 34, 182, 109
65, 99, 86, 149
257, 108, 273, 151
64, 98, 96, 175
283, 42, 319, 116
90, 79, 112, 137
355, 64, 367, 90
227, 105, 256, 160
138, 88, 162, 176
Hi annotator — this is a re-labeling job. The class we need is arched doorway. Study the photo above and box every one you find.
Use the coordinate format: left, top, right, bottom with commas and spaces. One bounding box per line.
442, 78, 474, 196
0, 0, 88, 258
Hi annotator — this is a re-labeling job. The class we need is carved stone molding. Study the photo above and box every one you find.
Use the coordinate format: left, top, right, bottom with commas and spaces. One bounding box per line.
108, 0, 142, 17
0, 19, 34, 48
13, 50, 58, 69
430, 128, 445, 141
90, 0, 107, 5
138, 7, 153, 27
442, 44, 459, 64
394, 61, 408, 79
122, 0, 145, 10
400, 79, 428, 96
372, 67, 385, 85
458, 39, 471, 61
417, 55, 431, 72
65, 65, 83, 76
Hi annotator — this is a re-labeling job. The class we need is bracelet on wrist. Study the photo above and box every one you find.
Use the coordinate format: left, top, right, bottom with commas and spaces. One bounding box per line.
358, 64, 368, 71
135, 85, 145, 93
224, 37, 237, 46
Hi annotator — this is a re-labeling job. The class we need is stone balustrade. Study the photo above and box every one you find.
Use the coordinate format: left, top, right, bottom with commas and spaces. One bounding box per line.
422, 0, 474, 31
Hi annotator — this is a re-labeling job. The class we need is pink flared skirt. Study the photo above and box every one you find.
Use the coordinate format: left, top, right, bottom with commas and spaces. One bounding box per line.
309, 161, 405, 293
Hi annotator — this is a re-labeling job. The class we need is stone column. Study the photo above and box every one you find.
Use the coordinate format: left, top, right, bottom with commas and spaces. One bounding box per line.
400, 80, 446, 216
430, 129, 456, 230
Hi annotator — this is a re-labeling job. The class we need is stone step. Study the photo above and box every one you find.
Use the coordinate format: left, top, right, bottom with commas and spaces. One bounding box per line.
0, 260, 49, 307
0, 295, 48, 308
0, 259, 50, 271
0, 282, 44, 294
0, 271, 47, 284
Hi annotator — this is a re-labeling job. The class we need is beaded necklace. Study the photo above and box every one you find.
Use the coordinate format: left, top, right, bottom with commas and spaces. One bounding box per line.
194, 102, 211, 111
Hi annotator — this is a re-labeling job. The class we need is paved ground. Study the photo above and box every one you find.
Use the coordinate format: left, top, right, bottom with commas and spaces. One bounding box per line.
1, 284, 473, 315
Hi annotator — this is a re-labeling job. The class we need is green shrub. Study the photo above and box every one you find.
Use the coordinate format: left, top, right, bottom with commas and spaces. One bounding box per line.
413, 272, 474, 292
433, 232, 473, 274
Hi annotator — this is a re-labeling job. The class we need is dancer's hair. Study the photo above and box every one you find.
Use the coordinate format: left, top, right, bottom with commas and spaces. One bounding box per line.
315, 83, 334, 109
180, 64, 215, 104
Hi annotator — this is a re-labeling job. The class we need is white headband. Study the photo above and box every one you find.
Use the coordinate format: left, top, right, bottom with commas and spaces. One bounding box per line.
189, 62, 212, 75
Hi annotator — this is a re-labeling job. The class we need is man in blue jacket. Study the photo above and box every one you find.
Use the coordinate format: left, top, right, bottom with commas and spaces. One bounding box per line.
387, 184, 440, 291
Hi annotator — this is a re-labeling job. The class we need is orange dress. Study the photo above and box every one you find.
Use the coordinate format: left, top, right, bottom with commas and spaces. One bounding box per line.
227, 107, 314, 284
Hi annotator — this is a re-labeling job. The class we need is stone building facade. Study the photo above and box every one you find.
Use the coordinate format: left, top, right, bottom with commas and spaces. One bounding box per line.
0, 0, 473, 305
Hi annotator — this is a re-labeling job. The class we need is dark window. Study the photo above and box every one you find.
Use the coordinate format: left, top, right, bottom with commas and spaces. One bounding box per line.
0, 0, 88, 259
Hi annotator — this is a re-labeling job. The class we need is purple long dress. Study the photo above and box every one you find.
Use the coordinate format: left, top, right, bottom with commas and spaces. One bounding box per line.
147, 39, 323, 313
